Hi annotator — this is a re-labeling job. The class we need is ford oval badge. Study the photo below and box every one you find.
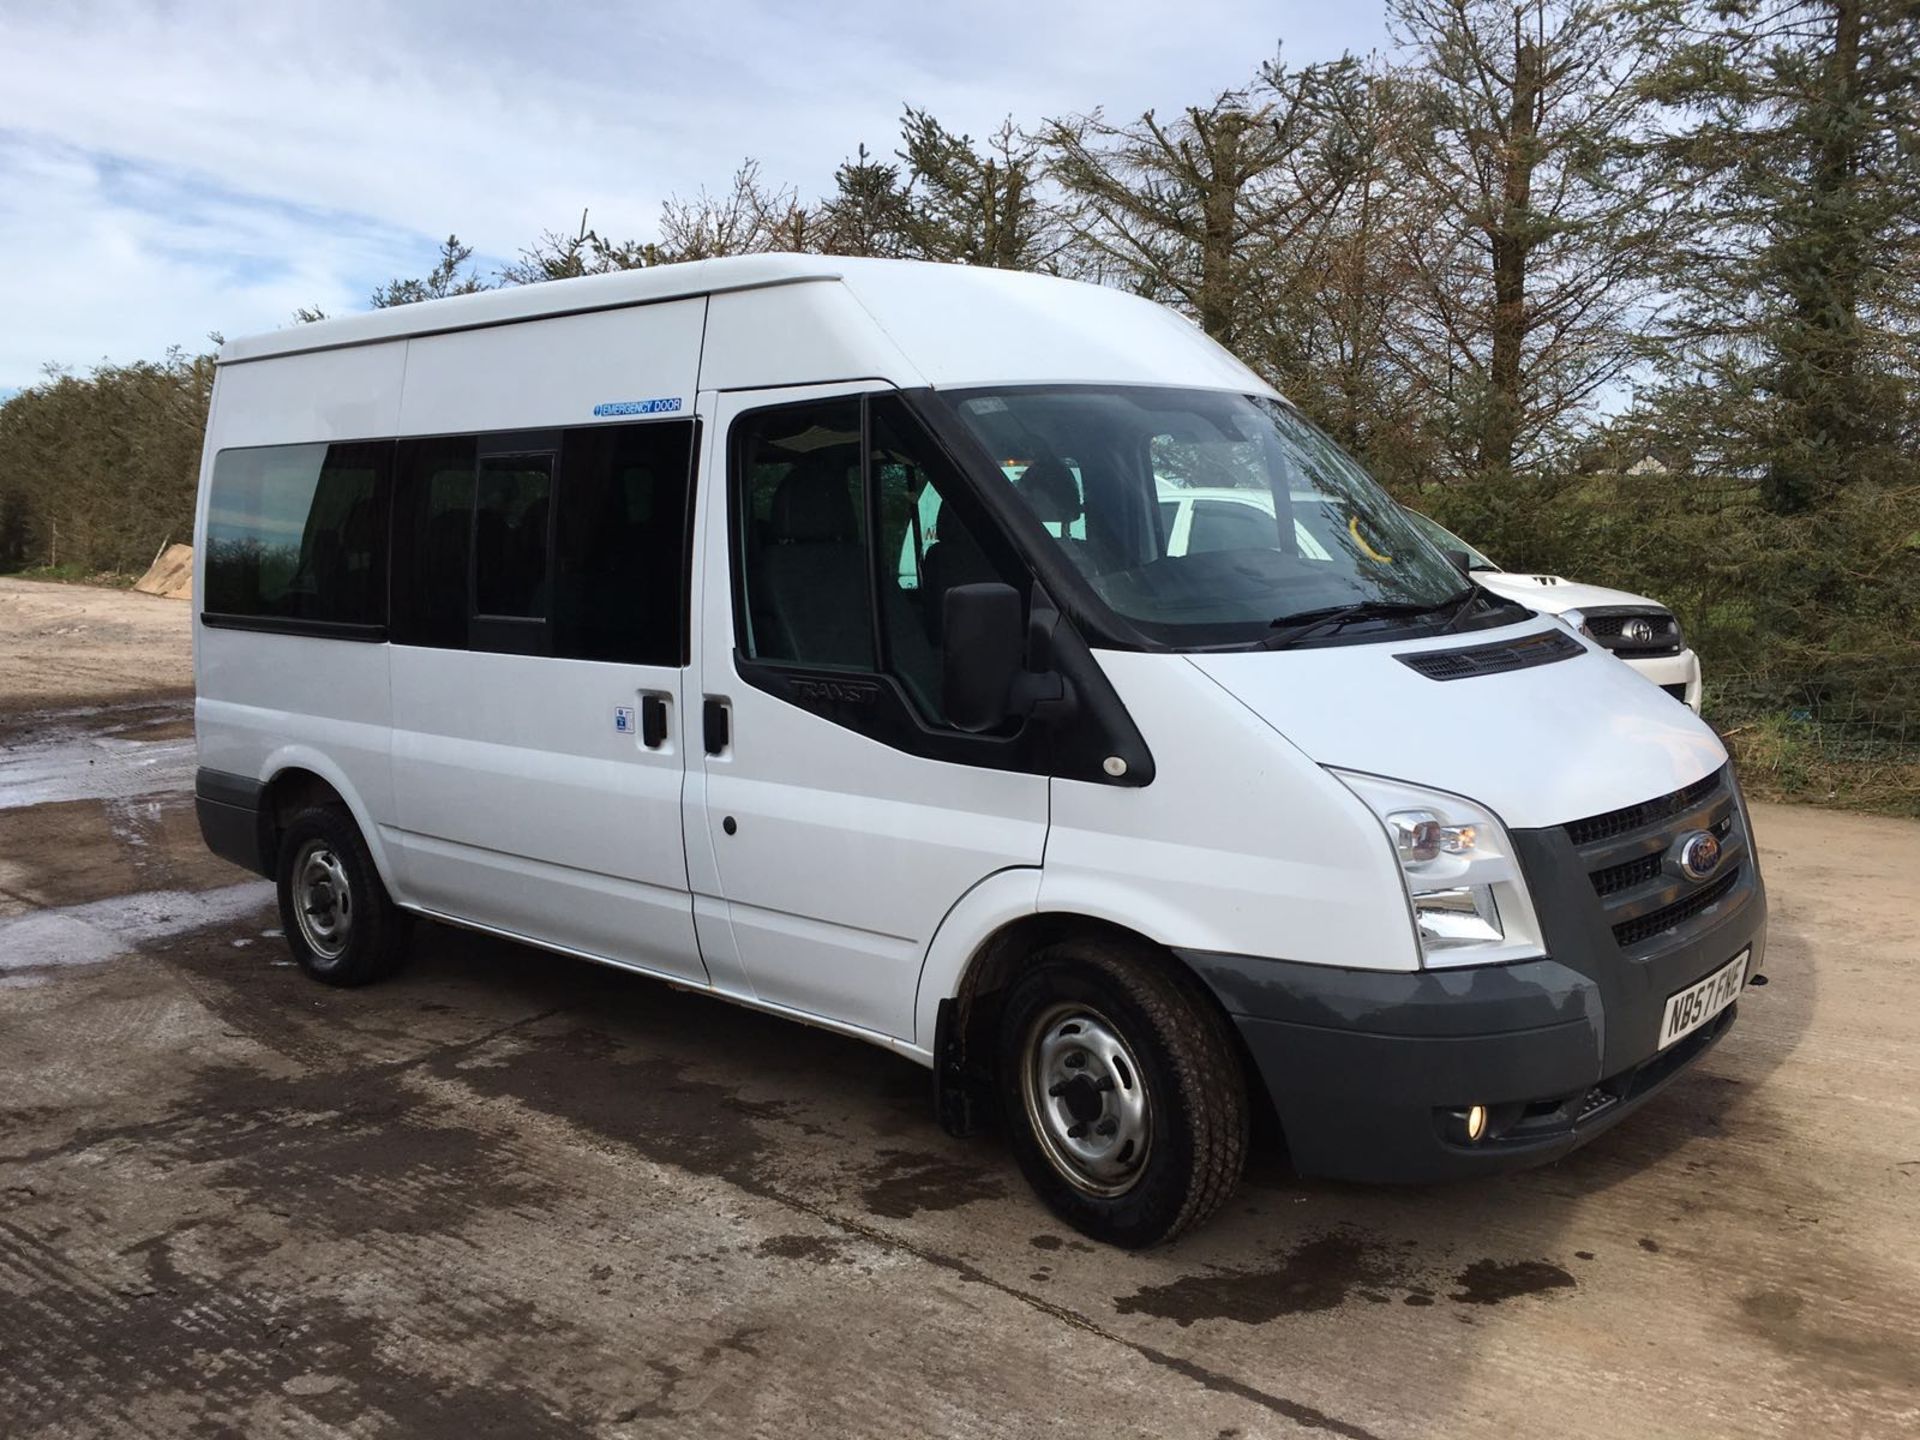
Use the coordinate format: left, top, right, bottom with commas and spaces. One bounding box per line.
1677, 830, 1722, 881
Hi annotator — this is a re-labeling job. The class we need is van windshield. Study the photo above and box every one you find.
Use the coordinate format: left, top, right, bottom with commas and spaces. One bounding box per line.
941, 386, 1488, 648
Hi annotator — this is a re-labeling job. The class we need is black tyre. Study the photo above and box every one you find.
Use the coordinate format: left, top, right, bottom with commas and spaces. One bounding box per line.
996, 939, 1249, 1248
275, 804, 410, 986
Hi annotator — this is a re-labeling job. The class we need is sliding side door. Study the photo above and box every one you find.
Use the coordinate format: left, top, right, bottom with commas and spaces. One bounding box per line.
386, 414, 706, 985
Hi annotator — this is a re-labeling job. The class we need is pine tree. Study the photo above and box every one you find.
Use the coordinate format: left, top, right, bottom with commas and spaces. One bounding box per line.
1043, 56, 1361, 350
1386, 0, 1672, 481
817, 145, 912, 258
1643, 0, 1920, 512
370, 235, 488, 307
898, 111, 1059, 268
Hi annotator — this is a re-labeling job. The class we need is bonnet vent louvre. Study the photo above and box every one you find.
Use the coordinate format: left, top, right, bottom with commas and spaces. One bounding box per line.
1395, 628, 1585, 681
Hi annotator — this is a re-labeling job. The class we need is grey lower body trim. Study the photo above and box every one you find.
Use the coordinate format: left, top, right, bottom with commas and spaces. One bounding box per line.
195, 768, 270, 878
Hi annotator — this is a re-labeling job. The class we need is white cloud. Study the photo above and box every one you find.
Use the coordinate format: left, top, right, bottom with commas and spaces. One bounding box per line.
0, 0, 1385, 387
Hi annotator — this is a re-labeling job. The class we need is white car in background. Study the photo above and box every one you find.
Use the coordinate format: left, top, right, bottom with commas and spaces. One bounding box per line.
1395, 507, 1702, 712
1128, 483, 1701, 712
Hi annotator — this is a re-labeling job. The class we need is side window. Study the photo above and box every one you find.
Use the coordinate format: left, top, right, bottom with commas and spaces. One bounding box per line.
204, 441, 391, 629
1187, 498, 1281, 554
732, 392, 1021, 729
734, 398, 872, 669
871, 394, 1004, 723
392, 435, 477, 648
474, 452, 553, 619
553, 420, 694, 666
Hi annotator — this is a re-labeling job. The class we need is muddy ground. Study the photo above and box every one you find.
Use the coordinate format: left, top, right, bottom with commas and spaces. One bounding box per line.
1, 581, 1916, 1437
0, 577, 193, 720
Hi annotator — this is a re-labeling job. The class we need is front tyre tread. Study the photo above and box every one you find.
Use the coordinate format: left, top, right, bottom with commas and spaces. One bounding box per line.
999, 939, 1249, 1248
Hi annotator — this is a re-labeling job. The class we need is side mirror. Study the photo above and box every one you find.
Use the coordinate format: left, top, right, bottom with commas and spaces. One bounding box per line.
942, 583, 1074, 734
1442, 547, 1472, 577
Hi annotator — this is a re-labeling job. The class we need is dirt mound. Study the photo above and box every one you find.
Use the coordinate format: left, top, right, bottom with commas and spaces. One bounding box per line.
133, 543, 193, 600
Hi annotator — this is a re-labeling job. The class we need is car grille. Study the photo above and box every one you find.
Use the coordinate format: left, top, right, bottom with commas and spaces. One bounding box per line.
1565, 770, 1721, 846
1582, 606, 1683, 658
1612, 867, 1742, 947
1564, 767, 1749, 952
1396, 628, 1585, 681
1590, 851, 1663, 897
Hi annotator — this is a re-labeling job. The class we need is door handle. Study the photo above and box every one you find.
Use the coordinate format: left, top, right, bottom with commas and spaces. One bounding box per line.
703, 697, 730, 756
640, 694, 668, 749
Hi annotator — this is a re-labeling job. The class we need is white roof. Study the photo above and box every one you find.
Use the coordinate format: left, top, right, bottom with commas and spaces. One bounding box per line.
219, 254, 837, 363
218, 254, 1276, 398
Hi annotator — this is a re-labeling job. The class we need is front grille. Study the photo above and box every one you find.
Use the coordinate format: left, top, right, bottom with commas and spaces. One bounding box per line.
1587, 812, 1732, 899
1561, 767, 1750, 953
1591, 852, 1663, 897
1396, 628, 1584, 681
1612, 866, 1741, 947
1565, 769, 1723, 846
1583, 607, 1682, 657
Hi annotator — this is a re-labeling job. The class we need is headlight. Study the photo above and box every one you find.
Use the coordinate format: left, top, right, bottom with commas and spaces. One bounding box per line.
1332, 771, 1546, 968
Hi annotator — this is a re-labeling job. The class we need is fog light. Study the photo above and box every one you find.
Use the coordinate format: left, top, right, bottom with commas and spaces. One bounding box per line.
1461, 1104, 1488, 1143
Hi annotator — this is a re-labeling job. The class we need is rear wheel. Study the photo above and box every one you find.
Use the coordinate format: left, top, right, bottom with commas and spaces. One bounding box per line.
275, 805, 409, 986
997, 939, 1249, 1247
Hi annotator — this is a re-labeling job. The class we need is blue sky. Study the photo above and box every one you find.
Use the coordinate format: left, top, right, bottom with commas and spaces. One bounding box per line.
0, 0, 1388, 390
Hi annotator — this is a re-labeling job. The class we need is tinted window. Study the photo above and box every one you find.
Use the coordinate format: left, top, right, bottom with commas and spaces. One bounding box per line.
475, 453, 553, 618
392, 434, 477, 648
553, 420, 694, 665
204, 442, 390, 626
1187, 498, 1281, 554
872, 394, 1002, 721
735, 399, 872, 669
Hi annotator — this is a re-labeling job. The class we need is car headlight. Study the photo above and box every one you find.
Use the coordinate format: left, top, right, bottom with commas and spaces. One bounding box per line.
1332, 771, 1546, 968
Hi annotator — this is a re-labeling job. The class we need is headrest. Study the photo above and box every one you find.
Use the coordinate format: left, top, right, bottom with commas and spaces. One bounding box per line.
771, 457, 858, 543
1017, 457, 1081, 525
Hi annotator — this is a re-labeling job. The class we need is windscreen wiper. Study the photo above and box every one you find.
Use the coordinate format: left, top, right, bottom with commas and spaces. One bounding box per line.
1437, 584, 1484, 633
1261, 588, 1477, 650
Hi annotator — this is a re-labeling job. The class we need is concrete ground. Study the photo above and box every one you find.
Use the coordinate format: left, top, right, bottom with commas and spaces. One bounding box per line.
1, 580, 1916, 1438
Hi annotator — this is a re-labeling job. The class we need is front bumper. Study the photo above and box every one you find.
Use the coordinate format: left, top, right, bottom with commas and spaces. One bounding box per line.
1178, 829, 1766, 1183
1623, 647, 1702, 712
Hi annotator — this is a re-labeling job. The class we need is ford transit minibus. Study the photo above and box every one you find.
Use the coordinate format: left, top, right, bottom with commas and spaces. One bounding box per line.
194, 255, 1766, 1246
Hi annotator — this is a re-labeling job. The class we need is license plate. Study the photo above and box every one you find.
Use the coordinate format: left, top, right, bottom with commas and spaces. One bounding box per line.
1658, 948, 1749, 1050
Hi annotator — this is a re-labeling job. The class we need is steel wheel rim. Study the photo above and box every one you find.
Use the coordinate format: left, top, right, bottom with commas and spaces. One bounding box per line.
292, 840, 353, 961
1020, 1002, 1153, 1197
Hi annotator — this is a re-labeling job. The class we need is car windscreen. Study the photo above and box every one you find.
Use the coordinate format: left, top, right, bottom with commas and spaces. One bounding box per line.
941, 386, 1469, 648
1399, 505, 1497, 572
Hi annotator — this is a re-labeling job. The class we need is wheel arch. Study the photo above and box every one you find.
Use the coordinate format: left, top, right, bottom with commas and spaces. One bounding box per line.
255, 749, 399, 892
922, 897, 1273, 1148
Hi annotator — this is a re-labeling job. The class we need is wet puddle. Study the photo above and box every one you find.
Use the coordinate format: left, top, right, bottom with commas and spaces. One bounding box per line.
0, 701, 196, 810
0, 881, 275, 982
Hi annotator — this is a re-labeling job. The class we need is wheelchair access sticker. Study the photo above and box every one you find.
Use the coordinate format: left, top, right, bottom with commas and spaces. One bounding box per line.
614, 706, 636, 735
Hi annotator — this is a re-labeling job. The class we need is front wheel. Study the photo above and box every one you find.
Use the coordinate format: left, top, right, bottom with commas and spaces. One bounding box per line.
275, 804, 409, 986
997, 940, 1249, 1247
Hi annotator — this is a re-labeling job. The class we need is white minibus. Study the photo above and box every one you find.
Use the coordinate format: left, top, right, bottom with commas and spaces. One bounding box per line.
194, 256, 1766, 1246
